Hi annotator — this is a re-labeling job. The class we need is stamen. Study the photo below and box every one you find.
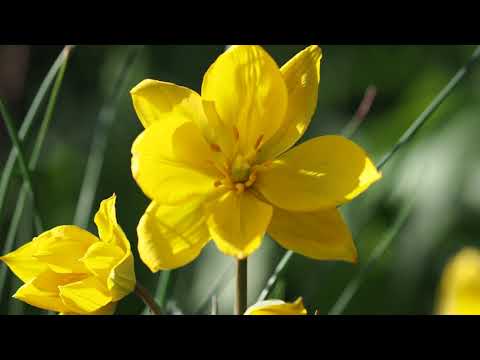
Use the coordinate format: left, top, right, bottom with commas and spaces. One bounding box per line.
245, 172, 257, 188
255, 134, 264, 150
210, 143, 222, 152
235, 183, 245, 193
214, 180, 222, 188
233, 126, 240, 141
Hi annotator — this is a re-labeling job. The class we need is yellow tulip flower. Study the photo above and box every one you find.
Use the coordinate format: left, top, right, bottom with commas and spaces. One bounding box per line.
436, 247, 480, 315
245, 297, 307, 315
131, 45, 382, 272
0, 194, 135, 315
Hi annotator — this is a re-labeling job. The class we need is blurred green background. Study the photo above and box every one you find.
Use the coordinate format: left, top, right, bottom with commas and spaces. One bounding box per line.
1, 45, 479, 315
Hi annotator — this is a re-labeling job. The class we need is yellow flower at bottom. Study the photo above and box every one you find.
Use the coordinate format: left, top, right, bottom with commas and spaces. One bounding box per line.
436, 247, 480, 315
0, 194, 136, 315
130, 45, 382, 272
244, 297, 307, 315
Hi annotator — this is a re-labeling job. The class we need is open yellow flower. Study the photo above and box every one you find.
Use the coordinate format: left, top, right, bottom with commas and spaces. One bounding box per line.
131, 45, 382, 272
436, 247, 480, 315
0, 194, 135, 315
244, 297, 307, 315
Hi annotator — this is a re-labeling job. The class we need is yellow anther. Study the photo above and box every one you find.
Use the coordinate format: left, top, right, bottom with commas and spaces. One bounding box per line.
210, 143, 222, 152
255, 134, 264, 150
245, 172, 257, 188
214, 180, 222, 188
262, 160, 273, 168
235, 183, 245, 193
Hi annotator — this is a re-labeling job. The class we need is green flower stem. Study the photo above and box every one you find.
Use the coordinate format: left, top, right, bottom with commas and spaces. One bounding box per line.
134, 283, 162, 315
235, 258, 247, 315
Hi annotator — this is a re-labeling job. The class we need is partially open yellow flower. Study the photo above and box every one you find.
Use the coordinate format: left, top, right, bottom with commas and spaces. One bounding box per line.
436, 247, 480, 315
244, 297, 307, 315
0, 194, 135, 315
131, 45, 382, 271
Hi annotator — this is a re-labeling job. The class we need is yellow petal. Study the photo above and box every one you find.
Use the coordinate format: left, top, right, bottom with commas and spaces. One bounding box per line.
0, 241, 46, 284
108, 250, 135, 301
130, 79, 207, 128
92, 194, 136, 299
94, 194, 129, 251
0, 225, 97, 281
245, 297, 307, 315
201, 45, 288, 154
436, 247, 480, 315
13, 269, 86, 313
259, 45, 322, 161
137, 198, 210, 272
207, 190, 272, 259
59, 276, 112, 314
131, 113, 217, 205
255, 135, 382, 212
32, 226, 98, 273
268, 207, 357, 262
60, 302, 117, 315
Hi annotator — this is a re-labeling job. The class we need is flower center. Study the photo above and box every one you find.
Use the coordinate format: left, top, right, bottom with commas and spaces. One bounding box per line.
209, 127, 265, 194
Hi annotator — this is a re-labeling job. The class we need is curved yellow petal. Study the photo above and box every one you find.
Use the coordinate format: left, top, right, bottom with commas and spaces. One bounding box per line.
93, 194, 136, 300
201, 45, 288, 154
130, 79, 207, 129
32, 226, 98, 273
94, 194, 129, 251
0, 241, 46, 284
255, 135, 382, 212
207, 190, 272, 259
131, 114, 217, 205
137, 198, 210, 272
268, 207, 357, 262
259, 45, 322, 162
60, 302, 117, 315
108, 250, 135, 301
436, 247, 480, 315
59, 276, 112, 314
0, 225, 97, 281
13, 269, 86, 313
81, 242, 124, 280
245, 297, 307, 315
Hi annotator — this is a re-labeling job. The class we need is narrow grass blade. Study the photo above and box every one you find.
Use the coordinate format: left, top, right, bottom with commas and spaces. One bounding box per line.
0, 99, 44, 233
194, 263, 234, 314
377, 45, 480, 170
256, 45, 480, 302
328, 196, 416, 315
257, 250, 294, 302
0, 48, 72, 299
73, 45, 143, 228
341, 85, 377, 138
0, 46, 73, 222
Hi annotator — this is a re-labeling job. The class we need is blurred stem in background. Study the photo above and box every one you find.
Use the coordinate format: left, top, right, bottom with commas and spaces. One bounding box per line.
329, 194, 417, 314
0, 47, 72, 301
73, 45, 143, 228
0, 46, 72, 226
0, 100, 43, 232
